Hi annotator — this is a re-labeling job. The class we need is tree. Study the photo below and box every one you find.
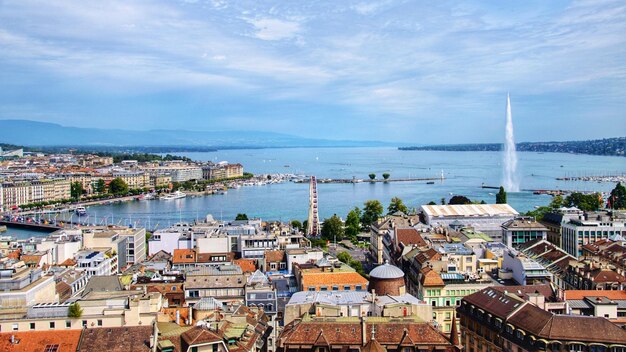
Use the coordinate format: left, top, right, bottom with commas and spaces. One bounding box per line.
361, 200, 384, 227
382, 173, 390, 180
608, 182, 626, 209
550, 195, 564, 210
428, 201, 437, 205
337, 251, 352, 264
290, 220, 303, 231
449, 195, 472, 205
109, 177, 128, 195
387, 197, 408, 214
496, 186, 507, 204
349, 259, 365, 276
369, 173, 376, 180
440, 198, 446, 205
94, 179, 106, 193
70, 182, 84, 200
345, 207, 361, 239
321, 214, 344, 241
565, 192, 602, 211
235, 213, 249, 221
68, 302, 83, 318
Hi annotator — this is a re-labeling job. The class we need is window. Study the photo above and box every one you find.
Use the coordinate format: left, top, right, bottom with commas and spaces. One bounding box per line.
320, 286, 328, 291
308, 287, 316, 291
332, 286, 339, 291
97, 320, 103, 327
30, 322, 36, 330
432, 300, 437, 307
44, 345, 59, 352
344, 285, 351, 290
82, 320, 87, 328
188, 290, 200, 298
12, 323, 18, 331
355, 285, 362, 291
171, 286, 177, 291
49, 322, 55, 329
66, 321, 71, 328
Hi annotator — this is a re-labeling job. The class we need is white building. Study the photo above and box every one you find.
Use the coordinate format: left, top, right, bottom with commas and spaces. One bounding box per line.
285, 248, 324, 274
421, 203, 519, 239
562, 211, 626, 257
75, 250, 117, 276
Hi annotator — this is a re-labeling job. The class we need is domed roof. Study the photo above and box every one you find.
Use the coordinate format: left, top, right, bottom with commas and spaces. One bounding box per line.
369, 262, 404, 279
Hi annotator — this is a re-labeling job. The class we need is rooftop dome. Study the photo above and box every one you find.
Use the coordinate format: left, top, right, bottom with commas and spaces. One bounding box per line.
369, 262, 404, 279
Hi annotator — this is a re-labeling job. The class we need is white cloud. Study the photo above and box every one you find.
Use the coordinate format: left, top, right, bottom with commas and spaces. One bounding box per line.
245, 17, 301, 41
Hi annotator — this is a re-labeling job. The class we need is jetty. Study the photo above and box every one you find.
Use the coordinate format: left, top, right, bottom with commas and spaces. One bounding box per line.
295, 177, 444, 184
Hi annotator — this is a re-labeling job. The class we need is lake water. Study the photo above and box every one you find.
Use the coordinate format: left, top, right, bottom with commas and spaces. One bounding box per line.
72, 147, 624, 229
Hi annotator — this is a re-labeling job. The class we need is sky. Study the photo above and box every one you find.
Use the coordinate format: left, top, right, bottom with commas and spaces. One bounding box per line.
0, 0, 625, 144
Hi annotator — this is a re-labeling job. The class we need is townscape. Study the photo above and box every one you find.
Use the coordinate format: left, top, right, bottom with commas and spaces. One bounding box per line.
1, 147, 626, 352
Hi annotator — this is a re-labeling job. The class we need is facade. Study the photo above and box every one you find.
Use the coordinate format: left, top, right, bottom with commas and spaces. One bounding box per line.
0, 178, 70, 210
245, 270, 278, 315
562, 211, 626, 257
501, 217, 548, 248
501, 248, 553, 285
0, 266, 57, 308
75, 250, 118, 276
184, 265, 246, 306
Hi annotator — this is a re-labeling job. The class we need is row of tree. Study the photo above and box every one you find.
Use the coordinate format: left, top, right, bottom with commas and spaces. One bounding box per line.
319, 197, 410, 243
368, 173, 390, 180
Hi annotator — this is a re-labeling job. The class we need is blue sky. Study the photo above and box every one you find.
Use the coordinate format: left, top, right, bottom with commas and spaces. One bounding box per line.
0, 0, 625, 144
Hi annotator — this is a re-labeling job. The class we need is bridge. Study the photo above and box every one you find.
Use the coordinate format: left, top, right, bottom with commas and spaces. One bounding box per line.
306, 176, 320, 237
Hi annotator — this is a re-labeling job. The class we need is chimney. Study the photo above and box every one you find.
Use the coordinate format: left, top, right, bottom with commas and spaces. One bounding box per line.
176, 310, 180, 325
362, 317, 367, 345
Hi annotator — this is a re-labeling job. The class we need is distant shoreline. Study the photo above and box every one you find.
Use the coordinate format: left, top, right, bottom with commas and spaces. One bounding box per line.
399, 137, 625, 157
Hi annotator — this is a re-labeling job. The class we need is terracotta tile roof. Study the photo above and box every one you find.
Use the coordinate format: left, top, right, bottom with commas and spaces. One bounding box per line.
20, 254, 44, 267
7, 249, 21, 260
181, 326, 222, 346
395, 228, 427, 248
491, 285, 555, 301
540, 315, 626, 344
280, 319, 451, 347
463, 288, 525, 320
301, 272, 368, 288
77, 326, 153, 352
564, 290, 626, 300
196, 252, 235, 263
233, 259, 257, 273
172, 249, 196, 264
59, 258, 77, 267
264, 250, 286, 263
0, 330, 82, 352
591, 269, 626, 283
420, 267, 444, 287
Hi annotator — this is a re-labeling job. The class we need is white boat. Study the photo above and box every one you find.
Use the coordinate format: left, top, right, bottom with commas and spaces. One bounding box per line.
160, 191, 187, 200
74, 206, 87, 216
143, 193, 157, 200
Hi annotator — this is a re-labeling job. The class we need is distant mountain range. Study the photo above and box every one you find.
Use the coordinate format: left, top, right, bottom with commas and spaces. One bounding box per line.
400, 137, 626, 157
0, 119, 397, 149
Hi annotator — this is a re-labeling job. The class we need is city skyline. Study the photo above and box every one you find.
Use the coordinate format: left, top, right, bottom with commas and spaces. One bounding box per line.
1, 0, 625, 143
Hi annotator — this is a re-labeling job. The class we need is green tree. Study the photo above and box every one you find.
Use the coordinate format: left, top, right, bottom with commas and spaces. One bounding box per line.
345, 207, 361, 239
550, 195, 564, 210
565, 192, 602, 211
290, 220, 303, 231
440, 198, 446, 205
608, 182, 626, 209
449, 195, 472, 205
321, 214, 344, 241
235, 213, 249, 221
382, 173, 390, 180
369, 173, 376, 180
109, 177, 129, 195
428, 201, 437, 205
496, 186, 507, 204
387, 197, 408, 214
94, 179, 106, 194
68, 302, 83, 318
349, 259, 365, 276
337, 251, 352, 264
361, 200, 384, 227
70, 181, 84, 200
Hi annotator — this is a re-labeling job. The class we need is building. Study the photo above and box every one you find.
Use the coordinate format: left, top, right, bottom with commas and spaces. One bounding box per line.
245, 270, 278, 315
501, 248, 553, 285
0, 265, 57, 308
369, 214, 420, 265
501, 216, 548, 248
564, 290, 626, 324
278, 315, 458, 352
420, 204, 518, 239
285, 248, 324, 274
369, 263, 406, 296
517, 239, 576, 290
75, 250, 118, 276
564, 259, 626, 290
82, 226, 146, 267
184, 265, 246, 306
562, 210, 626, 257
458, 287, 626, 352
293, 260, 369, 292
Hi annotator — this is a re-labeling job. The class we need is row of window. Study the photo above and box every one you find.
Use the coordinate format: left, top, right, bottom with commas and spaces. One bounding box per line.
8, 319, 103, 332
307, 285, 363, 291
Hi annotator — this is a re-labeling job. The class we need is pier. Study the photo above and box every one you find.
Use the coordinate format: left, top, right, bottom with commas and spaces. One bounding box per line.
295, 176, 444, 184
0, 220, 61, 232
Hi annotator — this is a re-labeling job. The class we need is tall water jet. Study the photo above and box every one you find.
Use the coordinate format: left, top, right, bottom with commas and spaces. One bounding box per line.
502, 93, 520, 192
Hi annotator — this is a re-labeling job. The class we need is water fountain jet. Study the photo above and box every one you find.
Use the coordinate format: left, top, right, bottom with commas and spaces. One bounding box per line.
502, 93, 520, 192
